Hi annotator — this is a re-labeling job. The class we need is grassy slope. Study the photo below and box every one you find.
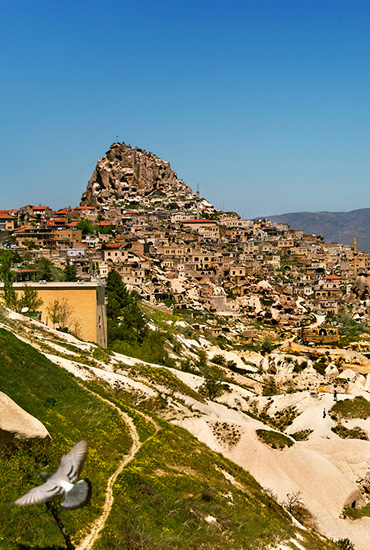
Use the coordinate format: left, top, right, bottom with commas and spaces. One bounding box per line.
0, 328, 342, 550
0, 328, 132, 549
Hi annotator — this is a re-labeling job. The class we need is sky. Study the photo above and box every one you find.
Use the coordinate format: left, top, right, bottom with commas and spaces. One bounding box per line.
1, 0, 370, 219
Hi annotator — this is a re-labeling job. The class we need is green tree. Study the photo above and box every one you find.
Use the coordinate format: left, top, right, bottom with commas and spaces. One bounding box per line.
199, 375, 225, 400
106, 269, 147, 345
76, 219, 95, 236
37, 258, 54, 281
106, 270, 132, 320
0, 250, 16, 307
16, 285, 43, 315
63, 258, 78, 282
260, 338, 273, 355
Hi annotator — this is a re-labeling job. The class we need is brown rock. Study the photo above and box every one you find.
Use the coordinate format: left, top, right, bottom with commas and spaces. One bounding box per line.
80, 142, 195, 206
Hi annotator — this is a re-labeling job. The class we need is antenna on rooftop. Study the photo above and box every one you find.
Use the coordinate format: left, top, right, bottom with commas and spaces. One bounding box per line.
196, 183, 200, 219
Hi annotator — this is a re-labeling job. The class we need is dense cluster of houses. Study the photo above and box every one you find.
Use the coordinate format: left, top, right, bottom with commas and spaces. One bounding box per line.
1, 201, 369, 328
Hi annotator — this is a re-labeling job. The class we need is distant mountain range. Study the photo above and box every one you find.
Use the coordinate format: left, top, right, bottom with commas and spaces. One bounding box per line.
268, 208, 370, 253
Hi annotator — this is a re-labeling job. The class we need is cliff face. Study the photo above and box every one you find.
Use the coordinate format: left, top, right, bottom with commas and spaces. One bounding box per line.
80, 142, 195, 206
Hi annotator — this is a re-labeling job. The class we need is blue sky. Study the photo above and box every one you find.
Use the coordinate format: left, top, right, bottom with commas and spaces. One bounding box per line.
1, 0, 370, 219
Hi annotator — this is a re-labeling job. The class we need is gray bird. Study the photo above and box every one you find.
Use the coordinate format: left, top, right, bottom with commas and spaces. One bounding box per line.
14, 440, 91, 510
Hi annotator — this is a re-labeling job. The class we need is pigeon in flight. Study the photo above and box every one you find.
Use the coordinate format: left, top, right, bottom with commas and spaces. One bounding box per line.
14, 440, 91, 510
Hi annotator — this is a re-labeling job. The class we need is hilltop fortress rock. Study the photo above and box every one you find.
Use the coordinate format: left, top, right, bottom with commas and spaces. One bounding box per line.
80, 142, 196, 207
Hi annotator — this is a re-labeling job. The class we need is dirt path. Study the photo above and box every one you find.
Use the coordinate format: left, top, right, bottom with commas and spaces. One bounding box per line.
2, 316, 160, 550
75, 389, 157, 550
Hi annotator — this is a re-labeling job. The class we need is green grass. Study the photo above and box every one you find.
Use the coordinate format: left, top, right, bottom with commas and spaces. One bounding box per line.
292, 429, 313, 441
125, 363, 205, 402
96, 422, 295, 550
331, 424, 368, 440
256, 429, 294, 450
0, 323, 346, 550
95, 421, 340, 549
84, 379, 157, 443
0, 328, 132, 549
331, 396, 370, 420
343, 504, 370, 520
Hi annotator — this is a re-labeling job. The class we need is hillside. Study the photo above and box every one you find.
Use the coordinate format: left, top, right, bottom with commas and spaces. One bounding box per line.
0, 309, 350, 550
268, 208, 370, 252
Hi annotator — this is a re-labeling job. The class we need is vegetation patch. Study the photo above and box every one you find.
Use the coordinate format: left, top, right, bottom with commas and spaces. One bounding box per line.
331, 396, 370, 420
343, 504, 370, 520
313, 358, 328, 376
256, 429, 294, 449
271, 406, 297, 431
95, 423, 298, 550
127, 363, 204, 402
331, 424, 368, 440
292, 429, 313, 441
0, 328, 132, 548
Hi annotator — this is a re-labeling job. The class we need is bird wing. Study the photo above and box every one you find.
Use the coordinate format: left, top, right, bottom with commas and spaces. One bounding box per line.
54, 440, 89, 483
14, 479, 64, 506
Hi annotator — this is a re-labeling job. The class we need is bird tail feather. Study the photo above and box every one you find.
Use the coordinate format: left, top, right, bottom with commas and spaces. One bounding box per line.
61, 479, 92, 510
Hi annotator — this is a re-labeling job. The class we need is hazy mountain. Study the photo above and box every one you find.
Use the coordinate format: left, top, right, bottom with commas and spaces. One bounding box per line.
268, 208, 370, 252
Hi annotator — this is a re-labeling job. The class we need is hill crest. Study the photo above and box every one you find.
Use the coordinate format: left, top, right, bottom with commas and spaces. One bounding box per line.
268, 208, 370, 252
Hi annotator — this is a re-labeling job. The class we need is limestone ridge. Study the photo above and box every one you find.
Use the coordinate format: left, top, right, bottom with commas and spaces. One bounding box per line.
80, 142, 197, 207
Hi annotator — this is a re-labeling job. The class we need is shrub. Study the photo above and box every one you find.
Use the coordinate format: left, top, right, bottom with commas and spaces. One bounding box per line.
313, 359, 327, 376
211, 354, 226, 366
291, 429, 313, 441
256, 429, 294, 449
199, 375, 225, 401
260, 338, 273, 355
331, 396, 370, 420
336, 538, 355, 549
331, 424, 368, 440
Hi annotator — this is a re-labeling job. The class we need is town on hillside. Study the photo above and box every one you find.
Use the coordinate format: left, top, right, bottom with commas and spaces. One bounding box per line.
3, 145, 370, 550
0, 196, 369, 347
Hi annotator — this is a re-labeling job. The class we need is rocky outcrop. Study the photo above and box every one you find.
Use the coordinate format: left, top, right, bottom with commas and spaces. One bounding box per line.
350, 275, 370, 301
81, 142, 196, 207
0, 391, 50, 449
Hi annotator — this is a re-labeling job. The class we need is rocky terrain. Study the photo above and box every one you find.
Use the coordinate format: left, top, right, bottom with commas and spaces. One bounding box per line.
80, 142, 201, 209
2, 307, 370, 549
268, 208, 370, 252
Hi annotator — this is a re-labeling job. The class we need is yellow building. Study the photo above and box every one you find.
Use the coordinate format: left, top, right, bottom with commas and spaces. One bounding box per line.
2, 282, 107, 347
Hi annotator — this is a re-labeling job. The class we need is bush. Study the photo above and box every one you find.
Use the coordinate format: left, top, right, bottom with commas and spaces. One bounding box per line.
211, 354, 226, 366
260, 338, 273, 355
291, 429, 313, 441
199, 375, 225, 400
313, 359, 327, 376
262, 377, 279, 396
256, 429, 294, 450
331, 396, 370, 420
336, 538, 355, 550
